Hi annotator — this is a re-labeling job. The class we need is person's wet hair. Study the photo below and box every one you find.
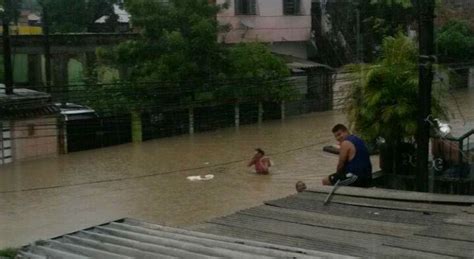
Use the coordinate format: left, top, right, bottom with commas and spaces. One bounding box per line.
255, 148, 265, 155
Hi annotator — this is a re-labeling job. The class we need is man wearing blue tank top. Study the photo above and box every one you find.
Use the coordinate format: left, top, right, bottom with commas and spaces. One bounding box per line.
322, 124, 373, 187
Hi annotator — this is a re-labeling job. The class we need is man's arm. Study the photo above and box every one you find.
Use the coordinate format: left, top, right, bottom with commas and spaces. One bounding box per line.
336, 140, 351, 174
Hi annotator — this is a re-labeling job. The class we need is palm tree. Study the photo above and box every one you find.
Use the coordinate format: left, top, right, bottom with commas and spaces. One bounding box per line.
344, 34, 446, 173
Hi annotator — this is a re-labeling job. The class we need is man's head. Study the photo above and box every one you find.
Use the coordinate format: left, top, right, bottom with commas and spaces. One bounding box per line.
332, 124, 350, 143
255, 148, 265, 156
296, 181, 307, 192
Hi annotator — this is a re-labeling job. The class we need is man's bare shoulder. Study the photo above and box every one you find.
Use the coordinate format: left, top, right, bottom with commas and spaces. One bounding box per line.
340, 140, 356, 153
340, 140, 354, 149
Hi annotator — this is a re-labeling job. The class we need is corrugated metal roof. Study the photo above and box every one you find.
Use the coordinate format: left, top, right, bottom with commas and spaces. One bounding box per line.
0, 86, 50, 101
192, 186, 474, 258
19, 187, 474, 258
0, 104, 60, 120
0, 87, 60, 119
18, 218, 348, 258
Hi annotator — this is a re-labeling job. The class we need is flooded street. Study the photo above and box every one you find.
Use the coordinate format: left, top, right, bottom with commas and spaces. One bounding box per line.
0, 110, 352, 248
1, 87, 472, 249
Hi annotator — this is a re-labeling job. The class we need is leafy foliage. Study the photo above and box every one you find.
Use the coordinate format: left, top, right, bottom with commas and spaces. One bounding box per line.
92, 0, 229, 115
0, 0, 21, 21
0, 56, 4, 82
436, 19, 474, 62
95, 1, 295, 115
0, 248, 18, 258
220, 42, 294, 103
116, 0, 227, 83
370, 0, 413, 8
320, 0, 416, 65
345, 34, 446, 143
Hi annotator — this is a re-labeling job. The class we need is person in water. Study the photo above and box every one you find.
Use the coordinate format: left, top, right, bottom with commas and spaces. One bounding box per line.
248, 148, 272, 175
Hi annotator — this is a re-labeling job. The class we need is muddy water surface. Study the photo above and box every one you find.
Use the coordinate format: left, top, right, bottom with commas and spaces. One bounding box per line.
1, 87, 472, 248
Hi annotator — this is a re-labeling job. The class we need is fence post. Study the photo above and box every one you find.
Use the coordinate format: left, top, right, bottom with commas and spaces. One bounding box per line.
0, 121, 3, 165
131, 110, 143, 143
281, 101, 286, 120
188, 107, 194, 135
234, 103, 240, 128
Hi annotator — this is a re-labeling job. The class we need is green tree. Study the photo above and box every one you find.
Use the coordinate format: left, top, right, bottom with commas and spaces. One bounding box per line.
0, 56, 4, 83
345, 34, 446, 144
436, 19, 474, 62
119, 0, 228, 83
345, 34, 447, 175
95, 0, 228, 141
436, 19, 474, 88
319, 0, 416, 66
0, 248, 18, 259
224, 42, 294, 123
369, 0, 413, 8
39, 0, 119, 33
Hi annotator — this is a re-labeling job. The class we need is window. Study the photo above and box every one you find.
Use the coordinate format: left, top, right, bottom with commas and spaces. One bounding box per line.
283, 0, 301, 15
235, 0, 257, 15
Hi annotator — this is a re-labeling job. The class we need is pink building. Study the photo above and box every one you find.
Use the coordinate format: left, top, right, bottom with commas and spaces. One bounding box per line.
217, 0, 312, 58
0, 88, 60, 165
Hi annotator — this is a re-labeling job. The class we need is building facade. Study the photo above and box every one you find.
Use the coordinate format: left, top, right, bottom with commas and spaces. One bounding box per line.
217, 0, 312, 58
0, 88, 59, 165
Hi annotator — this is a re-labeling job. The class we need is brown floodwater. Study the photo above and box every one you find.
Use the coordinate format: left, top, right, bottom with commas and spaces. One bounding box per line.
0, 110, 351, 248
0, 87, 472, 248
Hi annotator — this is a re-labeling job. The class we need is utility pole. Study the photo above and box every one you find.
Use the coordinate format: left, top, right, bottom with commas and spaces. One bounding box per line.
416, 0, 435, 192
355, 2, 362, 63
2, 0, 13, 95
41, 3, 52, 93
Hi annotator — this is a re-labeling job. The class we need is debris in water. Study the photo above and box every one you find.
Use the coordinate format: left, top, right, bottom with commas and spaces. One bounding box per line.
187, 174, 214, 181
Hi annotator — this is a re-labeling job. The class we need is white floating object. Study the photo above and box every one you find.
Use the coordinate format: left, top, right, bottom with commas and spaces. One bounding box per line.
187, 174, 214, 181
203, 174, 214, 180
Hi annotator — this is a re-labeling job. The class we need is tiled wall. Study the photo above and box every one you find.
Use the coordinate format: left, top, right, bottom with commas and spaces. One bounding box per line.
10, 117, 59, 162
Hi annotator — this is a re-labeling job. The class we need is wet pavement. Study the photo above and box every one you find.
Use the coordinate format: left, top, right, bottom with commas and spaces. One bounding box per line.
0, 87, 472, 248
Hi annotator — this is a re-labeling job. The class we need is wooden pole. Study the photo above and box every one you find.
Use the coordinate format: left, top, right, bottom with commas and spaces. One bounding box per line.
416, 0, 435, 192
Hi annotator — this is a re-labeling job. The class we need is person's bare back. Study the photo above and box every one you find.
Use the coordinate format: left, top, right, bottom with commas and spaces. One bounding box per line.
248, 148, 272, 174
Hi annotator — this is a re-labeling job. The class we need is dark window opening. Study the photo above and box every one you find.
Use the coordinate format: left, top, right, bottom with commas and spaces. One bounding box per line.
283, 0, 301, 15
235, 0, 257, 15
